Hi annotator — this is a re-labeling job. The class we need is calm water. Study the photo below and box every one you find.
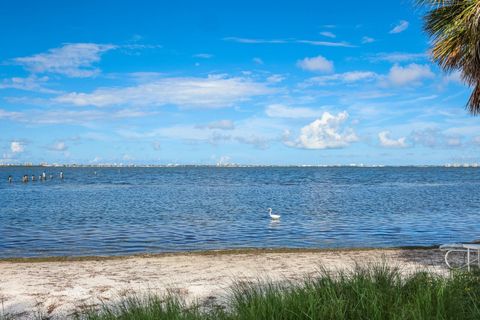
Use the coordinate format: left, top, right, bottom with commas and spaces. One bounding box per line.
0, 166, 479, 258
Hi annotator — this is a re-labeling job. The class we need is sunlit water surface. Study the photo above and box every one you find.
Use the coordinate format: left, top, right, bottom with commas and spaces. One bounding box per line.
0, 167, 478, 257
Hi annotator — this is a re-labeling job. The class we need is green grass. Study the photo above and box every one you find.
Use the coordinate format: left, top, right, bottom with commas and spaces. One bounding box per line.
76, 265, 480, 320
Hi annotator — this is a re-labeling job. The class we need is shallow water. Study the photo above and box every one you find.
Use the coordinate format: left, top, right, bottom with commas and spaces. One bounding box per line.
0, 167, 479, 258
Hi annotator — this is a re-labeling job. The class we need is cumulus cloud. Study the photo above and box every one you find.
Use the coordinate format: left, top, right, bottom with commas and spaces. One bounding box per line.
54, 75, 273, 108
378, 131, 407, 148
13, 43, 116, 77
385, 64, 434, 86
297, 55, 334, 73
265, 104, 323, 119
10, 141, 25, 153
284, 111, 358, 149
389, 20, 409, 34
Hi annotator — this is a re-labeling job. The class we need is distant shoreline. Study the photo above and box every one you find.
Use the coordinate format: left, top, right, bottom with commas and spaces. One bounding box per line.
0, 164, 479, 168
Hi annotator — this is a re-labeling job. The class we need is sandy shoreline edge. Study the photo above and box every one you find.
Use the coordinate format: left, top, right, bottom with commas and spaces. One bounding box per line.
0, 245, 439, 263
0, 247, 446, 319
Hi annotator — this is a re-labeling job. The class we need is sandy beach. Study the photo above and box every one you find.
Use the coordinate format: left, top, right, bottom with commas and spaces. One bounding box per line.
0, 248, 447, 319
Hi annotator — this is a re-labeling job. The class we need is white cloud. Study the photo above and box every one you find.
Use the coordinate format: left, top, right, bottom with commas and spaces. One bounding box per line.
378, 131, 407, 148
121, 43, 161, 50
266, 74, 285, 83
386, 64, 434, 86
223, 37, 353, 47
0, 108, 154, 125
265, 104, 323, 119
253, 57, 264, 65
410, 128, 463, 148
284, 111, 358, 149
193, 53, 213, 59
116, 117, 280, 150
13, 43, 116, 77
10, 141, 25, 153
223, 37, 287, 44
446, 137, 462, 147
55, 75, 273, 108
443, 70, 464, 84
297, 55, 334, 73
234, 135, 270, 149
0, 75, 59, 94
301, 64, 433, 88
128, 72, 165, 82
362, 36, 375, 44
301, 63, 432, 88
0, 109, 22, 120
49, 141, 68, 151
296, 40, 354, 47
389, 20, 409, 34
320, 31, 336, 38
371, 52, 427, 63
203, 120, 235, 130
305, 71, 377, 86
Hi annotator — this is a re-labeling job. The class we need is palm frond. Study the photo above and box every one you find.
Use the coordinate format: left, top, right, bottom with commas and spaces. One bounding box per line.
419, 0, 480, 114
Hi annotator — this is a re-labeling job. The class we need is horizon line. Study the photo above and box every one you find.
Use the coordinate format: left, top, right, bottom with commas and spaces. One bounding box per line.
0, 163, 478, 168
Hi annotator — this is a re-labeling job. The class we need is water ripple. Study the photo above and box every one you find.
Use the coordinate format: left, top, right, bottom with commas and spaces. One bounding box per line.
0, 167, 479, 257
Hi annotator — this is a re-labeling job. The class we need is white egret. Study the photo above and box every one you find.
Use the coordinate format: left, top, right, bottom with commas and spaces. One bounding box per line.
268, 208, 280, 220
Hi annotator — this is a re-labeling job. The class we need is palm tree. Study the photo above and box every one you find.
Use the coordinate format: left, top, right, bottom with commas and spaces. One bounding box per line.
418, 0, 480, 114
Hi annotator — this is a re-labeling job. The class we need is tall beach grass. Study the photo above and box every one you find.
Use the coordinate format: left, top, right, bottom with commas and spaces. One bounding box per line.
77, 265, 480, 320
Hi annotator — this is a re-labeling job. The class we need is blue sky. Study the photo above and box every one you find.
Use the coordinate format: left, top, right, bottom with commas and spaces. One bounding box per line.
0, 0, 477, 165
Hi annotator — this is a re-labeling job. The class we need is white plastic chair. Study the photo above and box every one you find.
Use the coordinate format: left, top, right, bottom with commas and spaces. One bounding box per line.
439, 243, 480, 271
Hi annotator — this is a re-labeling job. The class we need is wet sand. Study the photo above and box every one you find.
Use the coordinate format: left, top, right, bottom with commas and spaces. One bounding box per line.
0, 248, 447, 319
